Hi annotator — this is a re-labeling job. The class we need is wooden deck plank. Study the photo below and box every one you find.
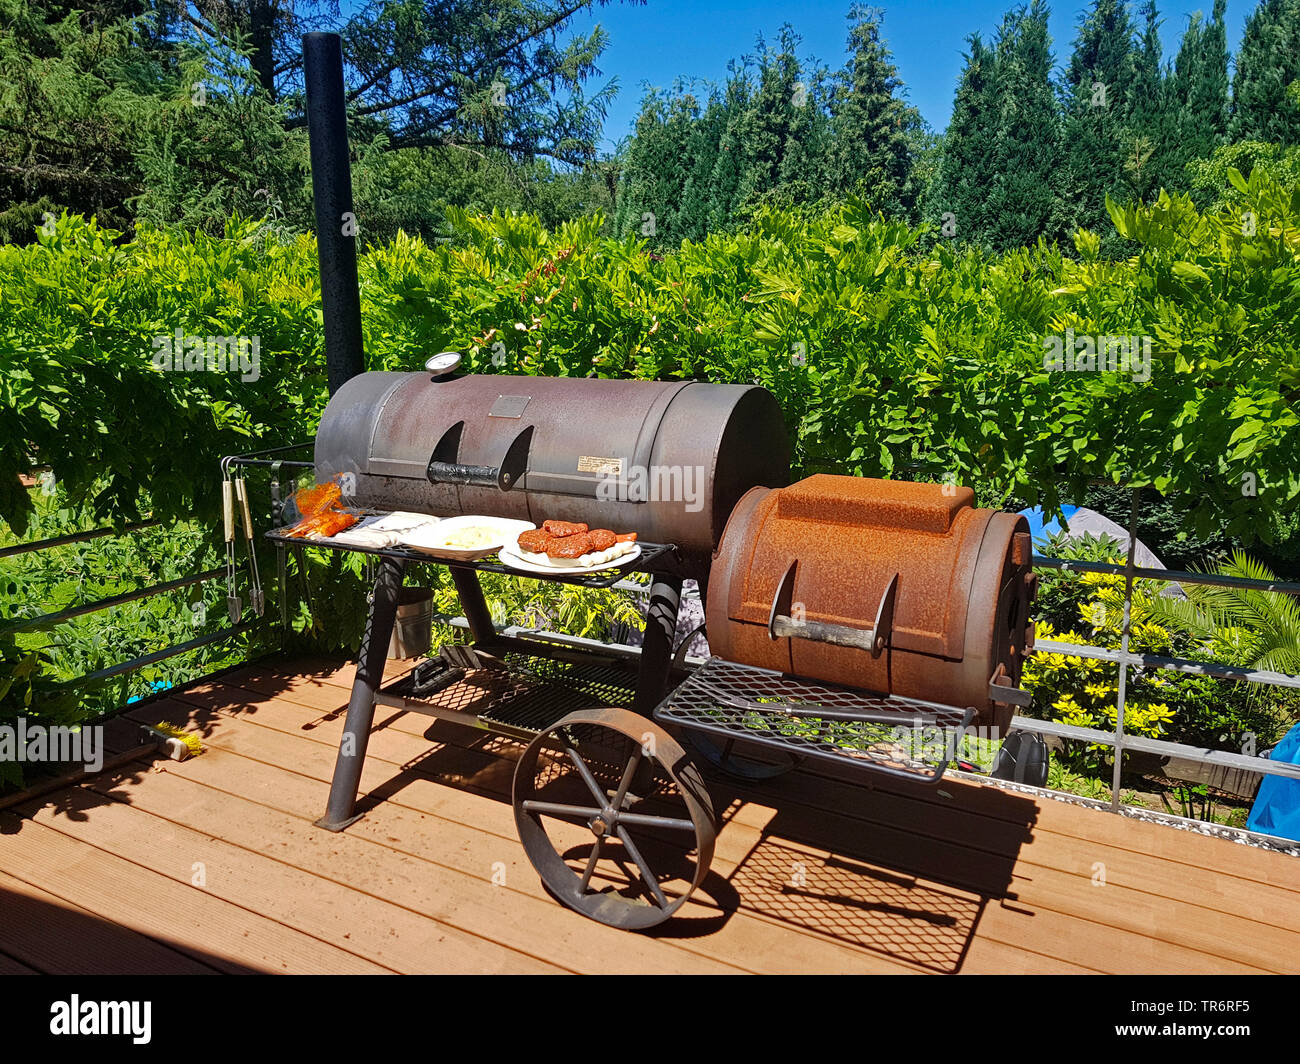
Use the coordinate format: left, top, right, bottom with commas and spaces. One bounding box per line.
5, 654, 1289, 974
11, 789, 562, 975
0, 815, 388, 974
0, 950, 41, 975
192, 666, 1300, 901
0, 868, 220, 975
136, 683, 1289, 973
122, 711, 927, 973
784, 758, 1300, 894
79, 762, 750, 975
709, 805, 1279, 974
160, 675, 1300, 933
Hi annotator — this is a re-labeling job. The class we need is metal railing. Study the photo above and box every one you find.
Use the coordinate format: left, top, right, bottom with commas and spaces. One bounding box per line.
2, 512, 275, 704
1020, 486, 1300, 808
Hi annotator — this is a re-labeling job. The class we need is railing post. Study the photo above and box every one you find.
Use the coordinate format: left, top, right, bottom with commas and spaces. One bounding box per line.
1111, 487, 1141, 811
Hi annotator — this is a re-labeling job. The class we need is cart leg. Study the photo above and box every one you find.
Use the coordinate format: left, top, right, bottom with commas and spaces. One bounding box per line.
633, 574, 683, 718
315, 555, 406, 831
449, 563, 497, 644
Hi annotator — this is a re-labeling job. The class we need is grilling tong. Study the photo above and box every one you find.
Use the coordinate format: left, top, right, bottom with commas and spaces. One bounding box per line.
223, 473, 265, 622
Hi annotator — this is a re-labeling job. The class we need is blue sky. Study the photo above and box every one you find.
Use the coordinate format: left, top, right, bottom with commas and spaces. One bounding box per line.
565, 0, 1251, 150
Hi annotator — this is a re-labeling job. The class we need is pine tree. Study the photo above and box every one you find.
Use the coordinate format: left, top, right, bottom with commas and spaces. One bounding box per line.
926, 33, 1000, 248
1230, 0, 1300, 145
823, 6, 922, 219
776, 58, 833, 210
731, 31, 807, 214
676, 95, 728, 241
611, 88, 697, 244
705, 73, 755, 231
1189, 0, 1230, 148
1125, 0, 1171, 200
1163, 0, 1229, 186
987, 0, 1063, 250
1060, 0, 1140, 246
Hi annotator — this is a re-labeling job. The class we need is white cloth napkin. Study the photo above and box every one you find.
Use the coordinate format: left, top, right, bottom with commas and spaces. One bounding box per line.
328, 511, 441, 547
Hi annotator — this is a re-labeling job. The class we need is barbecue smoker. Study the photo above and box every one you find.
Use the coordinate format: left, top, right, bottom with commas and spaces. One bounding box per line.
247, 34, 1039, 930
252, 365, 1037, 930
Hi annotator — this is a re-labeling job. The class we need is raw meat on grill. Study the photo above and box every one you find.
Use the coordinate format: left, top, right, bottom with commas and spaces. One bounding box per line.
543, 520, 588, 537
586, 529, 617, 551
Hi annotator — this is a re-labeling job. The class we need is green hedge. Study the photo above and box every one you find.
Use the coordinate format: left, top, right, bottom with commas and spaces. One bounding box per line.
4, 171, 1298, 545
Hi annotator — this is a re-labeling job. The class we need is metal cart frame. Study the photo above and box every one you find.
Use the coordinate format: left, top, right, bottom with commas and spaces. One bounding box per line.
263, 512, 979, 930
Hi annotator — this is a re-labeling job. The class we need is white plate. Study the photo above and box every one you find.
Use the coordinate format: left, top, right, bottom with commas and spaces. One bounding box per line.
398, 515, 534, 560
498, 540, 642, 575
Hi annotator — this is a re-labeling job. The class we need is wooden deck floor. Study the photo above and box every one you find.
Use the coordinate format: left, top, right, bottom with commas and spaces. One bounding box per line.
1, 655, 1296, 975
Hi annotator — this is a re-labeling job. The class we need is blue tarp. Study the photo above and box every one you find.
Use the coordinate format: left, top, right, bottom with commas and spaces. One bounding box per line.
1247, 721, 1300, 843
1017, 504, 1080, 546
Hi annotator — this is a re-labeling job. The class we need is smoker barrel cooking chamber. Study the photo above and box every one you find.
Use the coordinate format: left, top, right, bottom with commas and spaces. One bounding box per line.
313, 370, 791, 580
707, 474, 1037, 732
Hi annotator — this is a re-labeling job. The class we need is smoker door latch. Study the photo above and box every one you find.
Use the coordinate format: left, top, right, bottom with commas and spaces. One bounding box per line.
427, 424, 534, 492
767, 561, 898, 660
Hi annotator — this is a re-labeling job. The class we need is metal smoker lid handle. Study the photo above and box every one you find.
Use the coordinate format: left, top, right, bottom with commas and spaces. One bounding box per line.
767, 562, 899, 661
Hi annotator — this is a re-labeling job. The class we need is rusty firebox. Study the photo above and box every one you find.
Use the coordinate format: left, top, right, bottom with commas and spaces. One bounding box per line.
705, 475, 1038, 732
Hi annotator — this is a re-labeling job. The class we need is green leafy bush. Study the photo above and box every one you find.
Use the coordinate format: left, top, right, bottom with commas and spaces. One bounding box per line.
6, 173, 1298, 541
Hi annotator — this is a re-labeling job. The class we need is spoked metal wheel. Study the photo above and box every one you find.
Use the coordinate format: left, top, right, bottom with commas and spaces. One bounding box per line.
513, 707, 715, 930
685, 730, 803, 781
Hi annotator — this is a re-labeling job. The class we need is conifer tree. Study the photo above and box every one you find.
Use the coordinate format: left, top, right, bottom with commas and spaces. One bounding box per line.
823, 6, 922, 218
676, 95, 728, 242
612, 88, 697, 244
1230, 0, 1300, 145
1059, 0, 1140, 245
1188, 0, 1230, 149
987, 1, 1063, 250
705, 74, 755, 231
926, 34, 1000, 248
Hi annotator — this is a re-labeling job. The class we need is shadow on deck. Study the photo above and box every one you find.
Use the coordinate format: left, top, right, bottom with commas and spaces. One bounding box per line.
0, 655, 1294, 975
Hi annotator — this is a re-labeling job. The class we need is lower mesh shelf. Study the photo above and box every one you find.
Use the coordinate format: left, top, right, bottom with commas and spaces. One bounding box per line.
653, 657, 976, 783
381, 645, 640, 740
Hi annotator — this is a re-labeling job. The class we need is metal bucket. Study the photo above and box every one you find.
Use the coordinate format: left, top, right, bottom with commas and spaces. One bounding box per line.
388, 588, 434, 659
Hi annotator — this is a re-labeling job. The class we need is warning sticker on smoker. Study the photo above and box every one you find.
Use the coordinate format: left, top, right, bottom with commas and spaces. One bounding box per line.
577, 455, 624, 476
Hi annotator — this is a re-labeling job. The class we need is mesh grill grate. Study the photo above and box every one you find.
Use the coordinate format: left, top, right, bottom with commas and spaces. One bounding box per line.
653, 658, 974, 783
383, 645, 640, 741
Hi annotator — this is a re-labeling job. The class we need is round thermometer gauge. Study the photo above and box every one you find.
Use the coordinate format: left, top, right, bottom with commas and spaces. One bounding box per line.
425, 351, 462, 377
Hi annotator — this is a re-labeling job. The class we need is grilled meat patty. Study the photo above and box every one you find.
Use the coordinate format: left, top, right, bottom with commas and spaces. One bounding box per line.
516, 529, 554, 554
547, 533, 594, 558
542, 520, 588, 537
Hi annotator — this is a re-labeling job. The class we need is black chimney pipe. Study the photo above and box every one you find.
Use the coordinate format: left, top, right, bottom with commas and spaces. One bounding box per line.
303, 32, 365, 394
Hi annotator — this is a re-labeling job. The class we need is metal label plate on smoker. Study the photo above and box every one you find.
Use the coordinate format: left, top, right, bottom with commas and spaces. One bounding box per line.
489, 395, 531, 418
577, 455, 624, 476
